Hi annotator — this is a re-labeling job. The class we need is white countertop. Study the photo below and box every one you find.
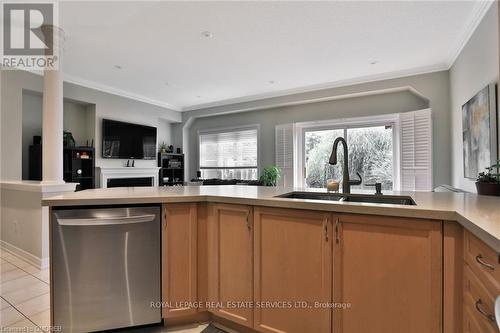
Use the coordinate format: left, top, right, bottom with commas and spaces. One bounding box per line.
1, 180, 78, 193
42, 186, 500, 252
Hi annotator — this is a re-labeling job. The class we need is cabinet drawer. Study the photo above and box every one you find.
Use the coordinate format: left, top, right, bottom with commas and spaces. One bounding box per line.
464, 231, 500, 293
464, 265, 498, 332
464, 302, 494, 333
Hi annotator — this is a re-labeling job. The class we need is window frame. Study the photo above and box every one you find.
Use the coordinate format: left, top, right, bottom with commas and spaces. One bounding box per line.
197, 124, 261, 179
296, 114, 400, 190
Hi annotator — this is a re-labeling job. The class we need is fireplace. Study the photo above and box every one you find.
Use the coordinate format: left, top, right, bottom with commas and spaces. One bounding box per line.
107, 177, 153, 188
97, 167, 160, 188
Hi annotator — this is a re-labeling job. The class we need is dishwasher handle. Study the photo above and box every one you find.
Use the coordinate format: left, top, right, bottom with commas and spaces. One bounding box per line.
57, 214, 156, 226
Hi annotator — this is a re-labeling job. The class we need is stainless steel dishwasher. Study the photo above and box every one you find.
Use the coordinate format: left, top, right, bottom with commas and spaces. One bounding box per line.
52, 206, 161, 332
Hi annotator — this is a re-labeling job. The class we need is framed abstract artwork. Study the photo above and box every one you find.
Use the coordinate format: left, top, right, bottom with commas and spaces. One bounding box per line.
462, 84, 498, 179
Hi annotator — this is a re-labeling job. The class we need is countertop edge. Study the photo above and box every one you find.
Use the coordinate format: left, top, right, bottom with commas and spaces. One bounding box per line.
43, 194, 500, 252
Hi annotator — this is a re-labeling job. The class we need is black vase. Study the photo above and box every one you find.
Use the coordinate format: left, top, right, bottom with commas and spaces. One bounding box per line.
63, 131, 75, 147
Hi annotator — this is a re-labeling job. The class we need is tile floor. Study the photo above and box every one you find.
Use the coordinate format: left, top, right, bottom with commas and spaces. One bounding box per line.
0, 250, 215, 333
0, 250, 50, 331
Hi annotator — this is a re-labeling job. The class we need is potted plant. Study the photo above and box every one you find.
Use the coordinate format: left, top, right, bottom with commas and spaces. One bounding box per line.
260, 166, 281, 186
159, 142, 168, 154
476, 160, 500, 196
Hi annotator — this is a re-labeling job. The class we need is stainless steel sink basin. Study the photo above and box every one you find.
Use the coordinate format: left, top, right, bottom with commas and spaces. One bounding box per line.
275, 192, 416, 206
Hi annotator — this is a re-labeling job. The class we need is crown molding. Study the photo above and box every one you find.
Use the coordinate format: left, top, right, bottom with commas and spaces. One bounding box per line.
63, 74, 182, 111
13, 1, 490, 114
185, 86, 430, 120
18, 68, 182, 111
18, 64, 444, 114
446, 0, 494, 68
182, 63, 446, 112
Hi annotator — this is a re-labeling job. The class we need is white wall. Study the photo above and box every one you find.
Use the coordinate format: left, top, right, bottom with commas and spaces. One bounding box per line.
20, 92, 174, 180
63, 100, 93, 146
21, 93, 43, 179
179, 70, 451, 186
450, 2, 499, 192
158, 118, 173, 149
0, 70, 180, 265
1, 189, 44, 261
1, 70, 181, 181
21, 92, 97, 179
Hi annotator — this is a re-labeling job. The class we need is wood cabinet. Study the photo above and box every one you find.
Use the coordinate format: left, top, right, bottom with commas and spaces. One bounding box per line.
443, 221, 463, 333
333, 213, 442, 333
162, 203, 197, 318
463, 231, 499, 332
253, 207, 332, 333
159, 203, 473, 333
208, 203, 254, 327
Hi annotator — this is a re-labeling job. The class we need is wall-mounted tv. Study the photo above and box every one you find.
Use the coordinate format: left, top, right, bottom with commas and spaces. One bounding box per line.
102, 119, 157, 160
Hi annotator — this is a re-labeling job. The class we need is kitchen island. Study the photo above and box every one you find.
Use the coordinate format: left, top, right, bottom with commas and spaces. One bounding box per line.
43, 186, 500, 333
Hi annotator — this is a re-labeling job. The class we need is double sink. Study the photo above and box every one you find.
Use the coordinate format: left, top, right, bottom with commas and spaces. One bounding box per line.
276, 191, 416, 206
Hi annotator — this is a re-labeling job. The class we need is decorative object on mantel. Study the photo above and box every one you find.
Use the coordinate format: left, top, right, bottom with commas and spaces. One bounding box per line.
476, 159, 500, 196
260, 165, 281, 186
159, 142, 168, 154
462, 84, 498, 179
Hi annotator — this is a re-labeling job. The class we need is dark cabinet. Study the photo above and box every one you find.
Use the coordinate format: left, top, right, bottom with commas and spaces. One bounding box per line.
29, 145, 95, 190
158, 153, 184, 186
63, 147, 95, 190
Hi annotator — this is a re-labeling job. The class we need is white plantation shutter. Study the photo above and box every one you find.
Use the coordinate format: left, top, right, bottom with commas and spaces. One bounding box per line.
400, 109, 433, 191
275, 123, 294, 187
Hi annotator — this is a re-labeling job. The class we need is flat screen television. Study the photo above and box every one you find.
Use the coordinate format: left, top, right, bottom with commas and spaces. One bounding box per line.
102, 119, 157, 159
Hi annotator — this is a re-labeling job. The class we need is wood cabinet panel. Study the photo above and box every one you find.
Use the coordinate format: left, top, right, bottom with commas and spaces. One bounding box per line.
208, 203, 254, 327
464, 264, 498, 333
253, 207, 332, 333
444, 221, 463, 333
162, 203, 197, 318
333, 214, 442, 333
197, 203, 209, 311
464, 230, 500, 294
464, 304, 488, 333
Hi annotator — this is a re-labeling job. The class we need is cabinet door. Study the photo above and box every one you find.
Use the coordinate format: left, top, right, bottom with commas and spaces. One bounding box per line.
208, 204, 253, 327
162, 203, 197, 318
333, 214, 442, 333
253, 207, 332, 333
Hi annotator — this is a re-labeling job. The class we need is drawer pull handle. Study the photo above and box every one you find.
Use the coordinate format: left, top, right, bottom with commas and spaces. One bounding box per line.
475, 299, 496, 322
246, 212, 251, 231
475, 255, 495, 270
335, 218, 340, 244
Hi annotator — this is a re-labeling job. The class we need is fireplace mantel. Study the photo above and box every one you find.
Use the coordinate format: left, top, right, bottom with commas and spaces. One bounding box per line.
97, 167, 160, 188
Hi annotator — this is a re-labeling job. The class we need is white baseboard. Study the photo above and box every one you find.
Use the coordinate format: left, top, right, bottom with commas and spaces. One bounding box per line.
0, 240, 48, 269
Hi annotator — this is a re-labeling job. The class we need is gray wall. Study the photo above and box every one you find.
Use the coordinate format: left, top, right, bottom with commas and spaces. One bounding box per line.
1, 70, 181, 181
180, 70, 451, 186
21, 92, 97, 179
450, 2, 499, 192
21, 93, 43, 180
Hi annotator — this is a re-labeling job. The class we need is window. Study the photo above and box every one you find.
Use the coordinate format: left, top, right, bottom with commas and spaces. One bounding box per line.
304, 124, 394, 190
199, 126, 259, 180
277, 110, 432, 191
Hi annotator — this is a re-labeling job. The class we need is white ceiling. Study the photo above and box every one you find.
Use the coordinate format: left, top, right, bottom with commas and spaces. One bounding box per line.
60, 1, 492, 111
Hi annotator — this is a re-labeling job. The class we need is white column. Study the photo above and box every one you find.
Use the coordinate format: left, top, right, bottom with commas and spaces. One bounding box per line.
41, 25, 65, 184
